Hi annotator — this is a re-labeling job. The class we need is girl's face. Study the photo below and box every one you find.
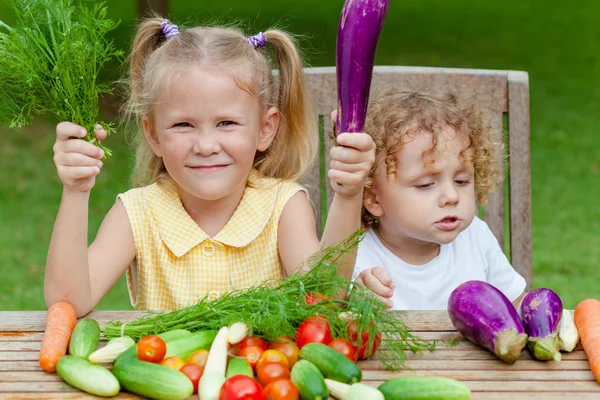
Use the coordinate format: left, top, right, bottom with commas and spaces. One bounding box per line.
366, 127, 477, 248
144, 66, 278, 202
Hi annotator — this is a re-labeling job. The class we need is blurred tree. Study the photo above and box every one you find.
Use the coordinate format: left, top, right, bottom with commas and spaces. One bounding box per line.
137, 0, 169, 18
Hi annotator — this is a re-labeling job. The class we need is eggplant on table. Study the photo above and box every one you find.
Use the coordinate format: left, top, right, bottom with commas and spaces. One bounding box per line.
448, 280, 528, 364
520, 288, 564, 361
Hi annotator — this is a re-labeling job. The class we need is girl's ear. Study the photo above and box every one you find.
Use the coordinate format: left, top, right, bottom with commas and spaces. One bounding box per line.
142, 116, 162, 157
257, 106, 280, 151
364, 186, 384, 217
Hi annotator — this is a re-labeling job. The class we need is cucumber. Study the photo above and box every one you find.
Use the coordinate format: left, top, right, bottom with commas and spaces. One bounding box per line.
299, 343, 362, 383
378, 377, 471, 400
112, 358, 193, 400
165, 330, 217, 359
291, 360, 329, 400
226, 357, 254, 378
69, 318, 100, 358
114, 329, 195, 364
57, 355, 119, 397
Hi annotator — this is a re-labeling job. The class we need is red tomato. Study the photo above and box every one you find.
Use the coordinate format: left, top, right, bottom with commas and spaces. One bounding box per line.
159, 356, 186, 370
347, 321, 382, 360
180, 364, 203, 393
263, 378, 299, 400
257, 361, 290, 387
136, 335, 166, 363
268, 340, 299, 368
294, 316, 331, 349
238, 336, 268, 351
239, 345, 265, 371
328, 338, 358, 362
257, 349, 289, 371
220, 375, 266, 400
186, 349, 209, 367
305, 293, 329, 305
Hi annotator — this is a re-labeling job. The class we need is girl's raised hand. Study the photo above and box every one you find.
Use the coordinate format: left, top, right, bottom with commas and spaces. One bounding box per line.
53, 122, 106, 193
328, 131, 375, 197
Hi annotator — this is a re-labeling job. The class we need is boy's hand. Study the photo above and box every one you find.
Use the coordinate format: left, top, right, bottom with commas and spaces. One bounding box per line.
328, 110, 375, 198
355, 266, 394, 309
53, 122, 106, 193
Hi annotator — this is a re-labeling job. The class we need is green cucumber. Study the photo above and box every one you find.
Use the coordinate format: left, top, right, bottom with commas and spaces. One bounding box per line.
112, 358, 193, 400
114, 329, 193, 364
378, 377, 471, 400
165, 330, 217, 359
57, 355, 119, 397
291, 359, 329, 400
299, 343, 361, 383
69, 318, 100, 358
226, 357, 254, 378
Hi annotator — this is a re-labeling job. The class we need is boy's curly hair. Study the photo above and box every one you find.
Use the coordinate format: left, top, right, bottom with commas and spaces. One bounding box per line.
362, 91, 502, 227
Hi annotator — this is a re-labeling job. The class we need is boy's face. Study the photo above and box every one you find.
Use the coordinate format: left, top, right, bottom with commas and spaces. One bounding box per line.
365, 126, 477, 247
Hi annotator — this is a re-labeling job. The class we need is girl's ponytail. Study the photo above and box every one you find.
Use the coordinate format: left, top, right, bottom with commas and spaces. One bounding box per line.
260, 30, 317, 181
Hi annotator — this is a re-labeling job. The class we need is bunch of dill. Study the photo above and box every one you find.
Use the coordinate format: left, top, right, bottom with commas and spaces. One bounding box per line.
0, 0, 123, 160
103, 231, 435, 371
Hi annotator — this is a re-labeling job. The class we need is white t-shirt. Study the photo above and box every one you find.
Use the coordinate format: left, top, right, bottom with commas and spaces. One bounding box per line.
354, 217, 526, 310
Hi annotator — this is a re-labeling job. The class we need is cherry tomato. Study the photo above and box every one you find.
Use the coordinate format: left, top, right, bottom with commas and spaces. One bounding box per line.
328, 338, 358, 362
186, 349, 209, 367
268, 340, 299, 368
239, 345, 265, 371
257, 349, 289, 371
305, 293, 329, 305
264, 379, 299, 400
180, 363, 203, 393
257, 361, 290, 387
347, 321, 382, 360
294, 316, 331, 349
160, 355, 186, 370
220, 375, 266, 400
136, 335, 166, 363
238, 336, 268, 351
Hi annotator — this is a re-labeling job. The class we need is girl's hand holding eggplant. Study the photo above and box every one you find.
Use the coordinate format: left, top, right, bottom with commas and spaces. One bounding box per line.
53, 123, 106, 193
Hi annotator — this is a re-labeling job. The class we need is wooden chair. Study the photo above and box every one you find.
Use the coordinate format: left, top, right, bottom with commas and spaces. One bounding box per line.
302, 66, 532, 289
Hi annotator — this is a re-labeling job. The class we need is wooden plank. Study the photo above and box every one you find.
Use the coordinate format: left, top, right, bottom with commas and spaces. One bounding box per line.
470, 395, 600, 400
362, 368, 596, 381
323, 113, 335, 214
304, 66, 509, 116
507, 71, 532, 289
483, 111, 505, 250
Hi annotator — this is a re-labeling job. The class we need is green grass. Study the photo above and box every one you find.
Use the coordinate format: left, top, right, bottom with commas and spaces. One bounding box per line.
1, 0, 599, 310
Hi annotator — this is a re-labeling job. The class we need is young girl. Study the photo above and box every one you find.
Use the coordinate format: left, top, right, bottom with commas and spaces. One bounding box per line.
44, 19, 375, 317
352, 91, 526, 310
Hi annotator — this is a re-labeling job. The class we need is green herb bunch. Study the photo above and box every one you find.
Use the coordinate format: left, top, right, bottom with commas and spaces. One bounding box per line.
0, 0, 123, 160
103, 231, 435, 370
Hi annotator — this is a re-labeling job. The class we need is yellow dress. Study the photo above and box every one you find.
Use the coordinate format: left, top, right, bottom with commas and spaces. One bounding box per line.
118, 169, 305, 311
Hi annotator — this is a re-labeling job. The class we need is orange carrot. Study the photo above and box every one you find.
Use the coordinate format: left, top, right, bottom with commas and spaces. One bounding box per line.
574, 298, 600, 384
38, 301, 77, 373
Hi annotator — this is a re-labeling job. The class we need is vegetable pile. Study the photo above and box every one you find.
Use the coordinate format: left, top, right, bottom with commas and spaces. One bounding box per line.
447, 281, 584, 366
0, 0, 122, 160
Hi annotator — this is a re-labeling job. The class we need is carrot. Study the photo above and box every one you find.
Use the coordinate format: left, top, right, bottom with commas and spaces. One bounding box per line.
38, 301, 77, 373
574, 298, 600, 384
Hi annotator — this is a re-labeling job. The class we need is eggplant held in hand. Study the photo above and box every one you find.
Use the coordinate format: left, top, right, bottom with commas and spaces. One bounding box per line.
520, 288, 563, 361
448, 280, 527, 364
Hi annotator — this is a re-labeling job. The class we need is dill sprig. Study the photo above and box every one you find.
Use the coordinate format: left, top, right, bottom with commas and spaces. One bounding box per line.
0, 0, 123, 160
103, 231, 436, 371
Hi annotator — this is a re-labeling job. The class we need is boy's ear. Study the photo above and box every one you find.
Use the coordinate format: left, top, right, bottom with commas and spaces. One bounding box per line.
257, 106, 280, 151
142, 116, 162, 157
364, 186, 385, 217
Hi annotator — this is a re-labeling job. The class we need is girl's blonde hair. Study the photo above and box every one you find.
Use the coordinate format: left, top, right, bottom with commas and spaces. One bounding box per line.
124, 18, 317, 186
362, 91, 501, 227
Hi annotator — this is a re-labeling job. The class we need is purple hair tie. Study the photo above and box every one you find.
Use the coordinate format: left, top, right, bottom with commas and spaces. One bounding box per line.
161, 19, 179, 39
248, 32, 267, 49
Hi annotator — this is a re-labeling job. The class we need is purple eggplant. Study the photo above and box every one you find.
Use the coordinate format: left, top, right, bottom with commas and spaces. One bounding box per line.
448, 280, 527, 364
520, 288, 563, 362
336, 0, 390, 135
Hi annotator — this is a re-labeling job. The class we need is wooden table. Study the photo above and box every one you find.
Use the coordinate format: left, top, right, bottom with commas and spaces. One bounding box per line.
0, 310, 598, 399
